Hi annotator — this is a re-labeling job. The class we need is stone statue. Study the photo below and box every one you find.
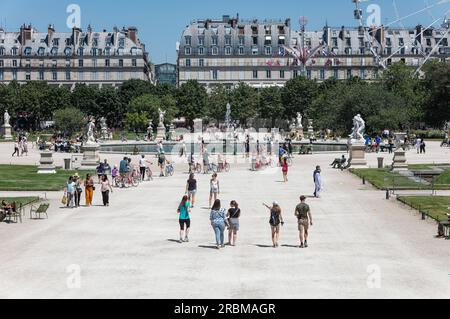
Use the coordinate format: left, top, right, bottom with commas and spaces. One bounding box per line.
86, 117, 96, 144
100, 117, 107, 129
225, 103, 232, 128
350, 114, 366, 142
4, 110, 10, 126
147, 120, 153, 134
296, 113, 303, 129
158, 108, 166, 126
99, 117, 109, 140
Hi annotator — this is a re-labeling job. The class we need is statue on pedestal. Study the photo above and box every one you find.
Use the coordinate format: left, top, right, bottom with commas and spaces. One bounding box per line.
100, 117, 109, 140
296, 113, 303, 129
349, 114, 365, 143
85, 117, 97, 145
158, 108, 166, 126
4, 110, 10, 126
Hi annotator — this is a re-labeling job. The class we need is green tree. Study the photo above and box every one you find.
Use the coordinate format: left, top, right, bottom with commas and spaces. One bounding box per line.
71, 84, 99, 116
421, 61, 450, 128
281, 76, 319, 120
124, 112, 148, 132
176, 80, 208, 125
53, 107, 85, 137
95, 87, 123, 128
258, 86, 284, 127
208, 85, 230, 123
230, 83, 258, 126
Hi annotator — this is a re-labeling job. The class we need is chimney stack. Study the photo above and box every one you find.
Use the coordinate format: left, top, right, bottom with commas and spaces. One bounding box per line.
20, 24, 32, 45
127, 26, 138, 43
72, 26, 82, 46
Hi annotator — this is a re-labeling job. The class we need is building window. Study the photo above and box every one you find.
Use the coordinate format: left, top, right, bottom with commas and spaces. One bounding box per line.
320, 69, 325, 80
0, 70, 3, 81
92, 59, 97, 67
105, 71, 110, 81
212, 37, 218, 46
279, 47, 285, 56
132, 59, 137, 67
186, 59, 191, 67
105, 59, 110, 67
212, 70, 218, 80
238, 47, 245, 55
346, 69, 352, 79
239, 36, 245, 46
306, 69, 312, 79
225, 36, 232, 46
185, 36, 192, 46
280, 70, 285, 79
117, 72, 124, 81
78, 59, 84, 67
0, 60, 3, 67
25, 73, 31, 81
78, 48, 84, 56
252, 70, 258, 79
78, 71, 84, 81
199, 47, 205, 55
199, 59, 204, 67
92, 71, 97, 81
12, 48, 18, 55
266, 70, 272, 79
360, 69, 366, 79
12, 60, 18, 67
252, 46, 258, 55
64, 47, 72, 56
265, 46, 272, 55
24, 47, 32, 56
225, 47, 232, 55
39, 71, 44, 81
198, 37, 204, 46
12, 71, 17, 80
119, 59, 124, 67
212, 47, 218, 55
0, 48, 4, 56
66, 71, 71, 81
334, 69, 339, 79
293, 70, 299, 78
184, 47, 191, 55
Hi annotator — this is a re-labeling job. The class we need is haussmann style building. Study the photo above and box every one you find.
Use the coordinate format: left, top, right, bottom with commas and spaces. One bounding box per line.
177, 15, 450, 88
0, 24, 153, 89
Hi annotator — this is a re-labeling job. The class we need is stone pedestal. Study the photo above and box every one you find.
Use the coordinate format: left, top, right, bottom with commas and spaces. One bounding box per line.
80, 143, 100, 170
1, 124, 13, 141
37, 151, 56, 174
391, 150, 408, 172
156, 124, 167, 141
296, 128, 304, 140
168, 124, 175, 141
349, 142, 367, 167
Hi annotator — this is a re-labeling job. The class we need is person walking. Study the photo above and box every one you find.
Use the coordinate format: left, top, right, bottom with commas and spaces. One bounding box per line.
185, 173, 197, 208
227, 201, 241, 247
74, 173, 83, 208
12, 141, 20, 157
420, 139, 426, 154
84, 173, 95, 207
96, 161, 105, 183
177, 195, 192, 243
209, 173, 220, 208
139, 155, 151, 181
66, 176, 75, 209
100, 175, 113, 207
295, 196, 313, 248
282, 157, 289, 182
263, 202, 284, 248
313, 166, 323, 198
210, 200, 228, 249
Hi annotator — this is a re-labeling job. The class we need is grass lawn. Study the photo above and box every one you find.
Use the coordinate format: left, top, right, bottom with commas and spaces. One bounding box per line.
0, 165, 94, 191
350, 166, 450, 190
0, 196, 40, 207
398, 196, 450, 222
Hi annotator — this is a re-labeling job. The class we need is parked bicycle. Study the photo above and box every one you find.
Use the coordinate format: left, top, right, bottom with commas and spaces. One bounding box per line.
165, 162, 174, 177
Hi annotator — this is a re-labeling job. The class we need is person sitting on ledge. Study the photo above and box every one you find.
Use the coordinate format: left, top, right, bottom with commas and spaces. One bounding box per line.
331, 155, 347, 169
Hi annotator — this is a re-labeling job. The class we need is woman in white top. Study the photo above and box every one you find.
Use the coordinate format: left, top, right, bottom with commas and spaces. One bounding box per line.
209, 173, 220, 208
100, 175, 113, 207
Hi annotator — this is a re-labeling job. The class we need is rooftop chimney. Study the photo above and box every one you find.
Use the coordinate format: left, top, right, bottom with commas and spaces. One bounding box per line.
20, 24, 33, 45
72, 26, 82, 46
127, 26, 138, 43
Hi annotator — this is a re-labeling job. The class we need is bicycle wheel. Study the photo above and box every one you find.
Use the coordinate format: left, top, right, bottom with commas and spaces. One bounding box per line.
224, 163, 231, 172
287, 158, 293, 166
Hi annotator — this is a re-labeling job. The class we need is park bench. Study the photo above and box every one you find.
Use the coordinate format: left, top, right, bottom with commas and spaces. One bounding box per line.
0, 203, 23, 224
30, 203, 50, 220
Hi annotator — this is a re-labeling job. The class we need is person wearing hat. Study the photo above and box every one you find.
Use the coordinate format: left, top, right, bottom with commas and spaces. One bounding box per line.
263, 201, 284, 248
313, 166, 323, 198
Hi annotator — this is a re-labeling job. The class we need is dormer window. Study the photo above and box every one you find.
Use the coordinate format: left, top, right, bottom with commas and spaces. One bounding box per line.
106, 37, 112, 46
184, 47, 191, 55
92, 48, 98, 56
131, 47, 138, 56
92, 38, 98, 47
185, 36, 192, 46
118, 47, 125, 55
64, 47, 72, 56
50, 47, 58, 56
12, 47, 18, 55
225, 36, 232, 46
53, 38, 60, 46
24, 47, 32, 56
119, 38, 125, 47
77, 47, 84, 56
105, 47, 111, 56
0, 47, 5, 56
37, 47, 45, 56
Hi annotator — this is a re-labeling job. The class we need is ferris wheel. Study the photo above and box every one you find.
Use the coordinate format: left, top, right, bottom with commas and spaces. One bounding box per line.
352, 0, 449, 74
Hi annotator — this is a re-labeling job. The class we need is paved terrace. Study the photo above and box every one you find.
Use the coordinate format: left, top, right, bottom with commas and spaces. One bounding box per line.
0, 141, 449, 299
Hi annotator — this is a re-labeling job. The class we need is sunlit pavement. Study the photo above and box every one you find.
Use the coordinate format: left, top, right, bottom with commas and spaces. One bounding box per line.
0, 141, 449, 299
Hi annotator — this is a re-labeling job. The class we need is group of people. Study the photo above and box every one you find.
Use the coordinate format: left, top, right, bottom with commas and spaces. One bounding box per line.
11, 136, 28, 157
176, 194, 313, 250
64, 172, 114, 209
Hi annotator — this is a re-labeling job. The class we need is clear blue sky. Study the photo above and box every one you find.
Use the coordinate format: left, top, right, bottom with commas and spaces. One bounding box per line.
0, 0, 447, 63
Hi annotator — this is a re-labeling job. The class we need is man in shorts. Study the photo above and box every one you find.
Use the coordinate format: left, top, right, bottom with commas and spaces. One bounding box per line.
295, 196, 313, 248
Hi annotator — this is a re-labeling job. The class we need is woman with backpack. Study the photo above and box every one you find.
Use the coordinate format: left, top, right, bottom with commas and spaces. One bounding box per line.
227, 201, 241, 247
263, 202, 284, 248
185, 173, 197, 209
177, 195, 191, 243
